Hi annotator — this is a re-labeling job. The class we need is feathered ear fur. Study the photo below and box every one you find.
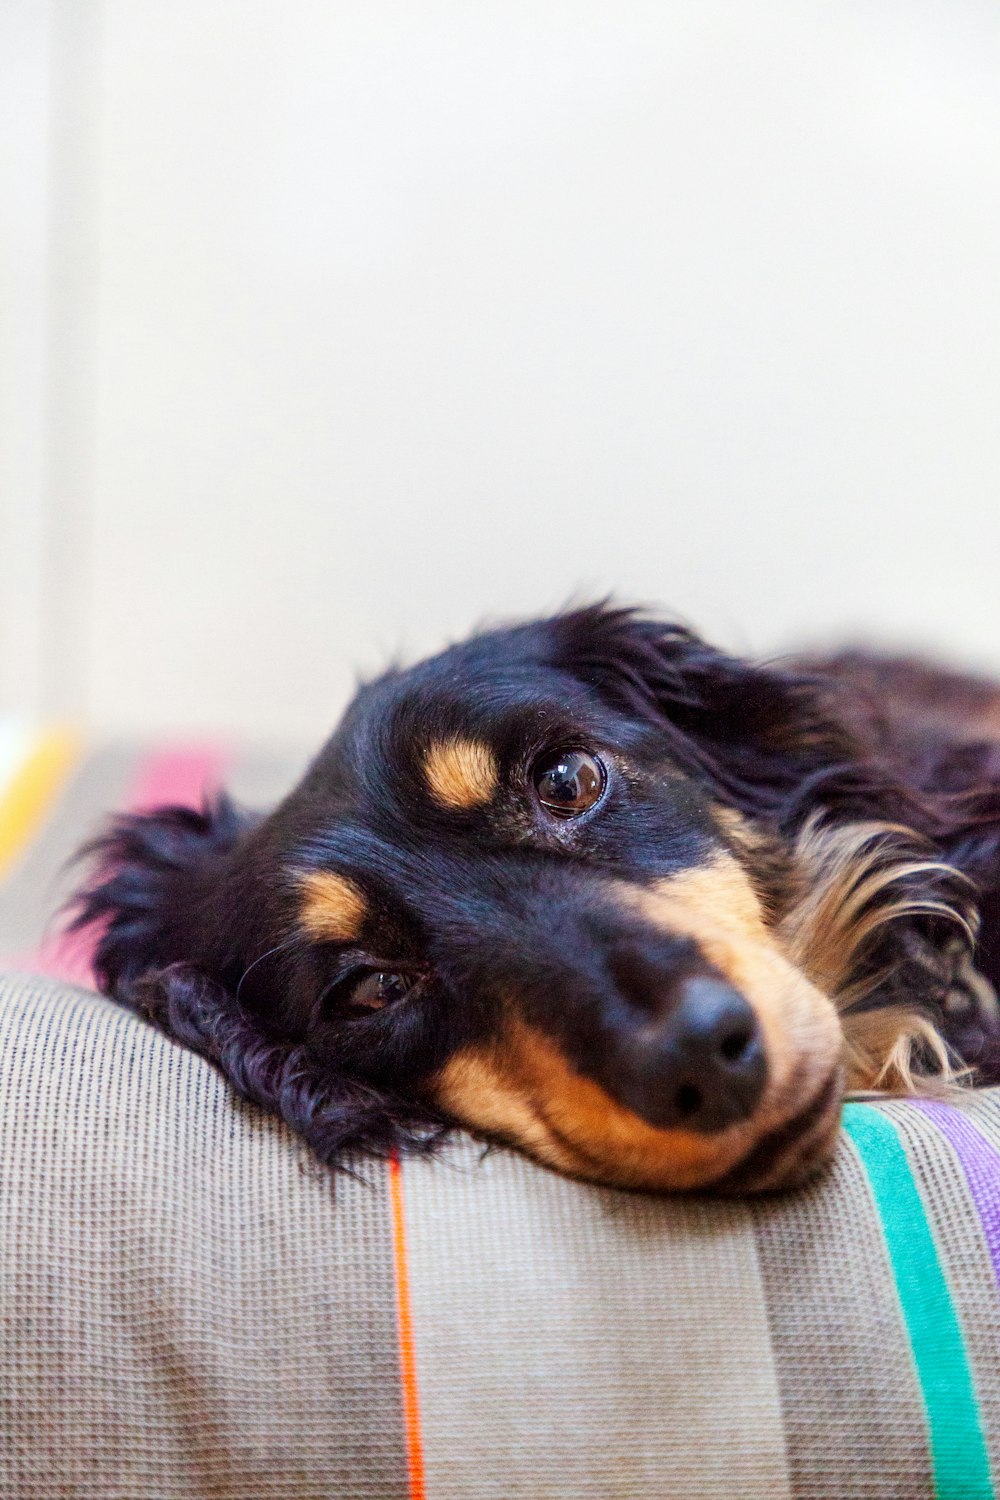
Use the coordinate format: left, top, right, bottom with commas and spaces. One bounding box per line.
69, 797, 252, 999
550, 605, 864, 824
776, 815, 980, 1092
124, 963, 444, 1165
551, 605, 993, 1091
68, 800, 446, 1164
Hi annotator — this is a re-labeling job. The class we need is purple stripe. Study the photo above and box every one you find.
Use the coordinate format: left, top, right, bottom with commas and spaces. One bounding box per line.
912, 1099, 1000, 1288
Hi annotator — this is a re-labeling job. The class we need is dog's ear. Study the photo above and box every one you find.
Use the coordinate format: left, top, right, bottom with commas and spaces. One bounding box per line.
70, 797, 254, 1000
69, 800, 445, 1164
120, 961, 439, 1164
549, 604, 856, 824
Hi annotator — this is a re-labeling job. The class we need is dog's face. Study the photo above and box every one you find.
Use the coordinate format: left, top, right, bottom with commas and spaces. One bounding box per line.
78, 607, 974, 1193
225, 612, 844, 1192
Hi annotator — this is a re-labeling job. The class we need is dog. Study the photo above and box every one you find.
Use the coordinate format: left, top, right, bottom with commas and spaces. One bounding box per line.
70, 605, 1000, 1193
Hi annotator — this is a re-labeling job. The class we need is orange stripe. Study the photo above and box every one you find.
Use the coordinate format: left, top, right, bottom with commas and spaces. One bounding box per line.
0, 730, 80, 882
388, 1154, 428, 1500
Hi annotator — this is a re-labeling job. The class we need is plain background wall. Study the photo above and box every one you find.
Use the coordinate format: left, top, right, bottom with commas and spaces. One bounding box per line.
2, 1, 999, 741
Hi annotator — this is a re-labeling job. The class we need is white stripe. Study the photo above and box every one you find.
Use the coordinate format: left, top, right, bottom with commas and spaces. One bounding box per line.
404, 1139, 793, 1500
0, 721, 36, 801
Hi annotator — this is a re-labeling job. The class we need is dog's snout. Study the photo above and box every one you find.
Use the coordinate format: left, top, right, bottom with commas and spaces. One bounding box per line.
616, 974, 767, 1134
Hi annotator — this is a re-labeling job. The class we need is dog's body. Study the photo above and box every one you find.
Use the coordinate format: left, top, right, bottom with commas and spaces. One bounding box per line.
72, 608, 1000, 1192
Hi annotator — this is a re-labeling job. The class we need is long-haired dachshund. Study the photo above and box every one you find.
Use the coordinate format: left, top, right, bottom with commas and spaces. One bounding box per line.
70, 606, 1000, 1193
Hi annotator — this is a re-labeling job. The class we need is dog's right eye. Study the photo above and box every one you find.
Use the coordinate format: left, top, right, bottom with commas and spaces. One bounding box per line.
320, 968, 417, 1021
348, 971, 412, 1010
533, 749, 607, 818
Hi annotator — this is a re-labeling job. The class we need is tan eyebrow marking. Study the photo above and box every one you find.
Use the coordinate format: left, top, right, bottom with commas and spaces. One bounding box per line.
297, 870, 367, 942
423, 737, 499, 810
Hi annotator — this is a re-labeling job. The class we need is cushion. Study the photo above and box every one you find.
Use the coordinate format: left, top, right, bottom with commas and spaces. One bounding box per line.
3, 727, 1000, 1497
3, 971, 1000, 1499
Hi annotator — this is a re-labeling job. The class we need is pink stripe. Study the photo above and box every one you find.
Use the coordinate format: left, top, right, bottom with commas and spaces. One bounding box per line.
15, 930, 101, 987
16, 742, 231, 985
126, 745, 231, 814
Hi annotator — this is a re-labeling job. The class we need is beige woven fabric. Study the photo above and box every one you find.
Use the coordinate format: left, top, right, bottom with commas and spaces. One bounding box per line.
879, 1098, 1000, 1481
750, 1137, 934, 1499
5, 739, 1000, 1497
4, 970, 1000, 1500
401, 1138, 792, 1500
0, 974, 408, 1500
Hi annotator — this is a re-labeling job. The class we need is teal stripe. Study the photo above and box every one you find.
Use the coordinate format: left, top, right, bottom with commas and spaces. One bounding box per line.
843, 1103, 993, 1500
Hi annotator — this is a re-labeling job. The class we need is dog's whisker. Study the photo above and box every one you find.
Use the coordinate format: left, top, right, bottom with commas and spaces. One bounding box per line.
235, 936, 303, 1004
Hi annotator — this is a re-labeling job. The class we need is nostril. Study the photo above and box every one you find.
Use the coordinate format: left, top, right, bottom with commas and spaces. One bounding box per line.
718, 1024, 754, 1064
673, 1082, 703, 1119
604, 969, 767, 1133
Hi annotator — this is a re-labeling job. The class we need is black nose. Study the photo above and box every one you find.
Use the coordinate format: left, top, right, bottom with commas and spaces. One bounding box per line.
616, 975, 767, 1133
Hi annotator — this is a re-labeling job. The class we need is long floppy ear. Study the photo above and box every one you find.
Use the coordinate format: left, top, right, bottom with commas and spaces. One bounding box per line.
68, 800, 445, 1163
548, 603, 988, 835
549, 604, 866, 825
550, 605, 991, 1088
119, 962, 439, 1164
70, 798, 253, 999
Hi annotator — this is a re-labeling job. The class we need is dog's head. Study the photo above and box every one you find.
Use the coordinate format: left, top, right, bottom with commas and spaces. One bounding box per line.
72, 606, 976, 1192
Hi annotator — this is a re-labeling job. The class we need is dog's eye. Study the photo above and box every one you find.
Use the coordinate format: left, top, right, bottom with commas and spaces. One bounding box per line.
346, 970, 413, 1012
533, 749, 607, 818
321, 968, 416, 1021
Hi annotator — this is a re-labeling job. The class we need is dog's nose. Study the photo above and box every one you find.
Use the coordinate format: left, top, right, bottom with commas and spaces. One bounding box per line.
617, 975, 767, 1133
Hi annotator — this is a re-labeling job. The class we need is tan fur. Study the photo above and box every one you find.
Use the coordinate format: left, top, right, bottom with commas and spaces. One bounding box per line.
840, 1006, 962, 1095
779, 816, 974, 998
625, 856, 843, 1111
712, 804, 758, 851
432, 1042, 576, 1171
715, 807, 979, 1094
297, 870, 367, 942
423, 739, 499, 810
776, 815, 975, 1094
710, 804, 794, 923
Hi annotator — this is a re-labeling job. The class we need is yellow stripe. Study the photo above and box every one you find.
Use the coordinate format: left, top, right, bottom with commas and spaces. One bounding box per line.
0, 730, 81, 882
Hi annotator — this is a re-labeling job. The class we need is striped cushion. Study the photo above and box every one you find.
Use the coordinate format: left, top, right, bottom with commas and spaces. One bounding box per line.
2, 727, 1000, 1497
3, 975, 1000, 1499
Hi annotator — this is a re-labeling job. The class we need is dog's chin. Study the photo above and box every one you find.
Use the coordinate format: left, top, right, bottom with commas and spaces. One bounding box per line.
702, 1064, 844, 1194
526, 1066, 844, 1195
434, 1031, 845, 1195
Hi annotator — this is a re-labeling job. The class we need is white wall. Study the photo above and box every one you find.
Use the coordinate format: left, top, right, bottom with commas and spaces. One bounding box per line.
0, 0, 54, 722
4, 1, 999, 740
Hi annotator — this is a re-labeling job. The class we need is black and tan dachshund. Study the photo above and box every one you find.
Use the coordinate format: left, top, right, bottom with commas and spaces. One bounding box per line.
71, 606, 1000, 1192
